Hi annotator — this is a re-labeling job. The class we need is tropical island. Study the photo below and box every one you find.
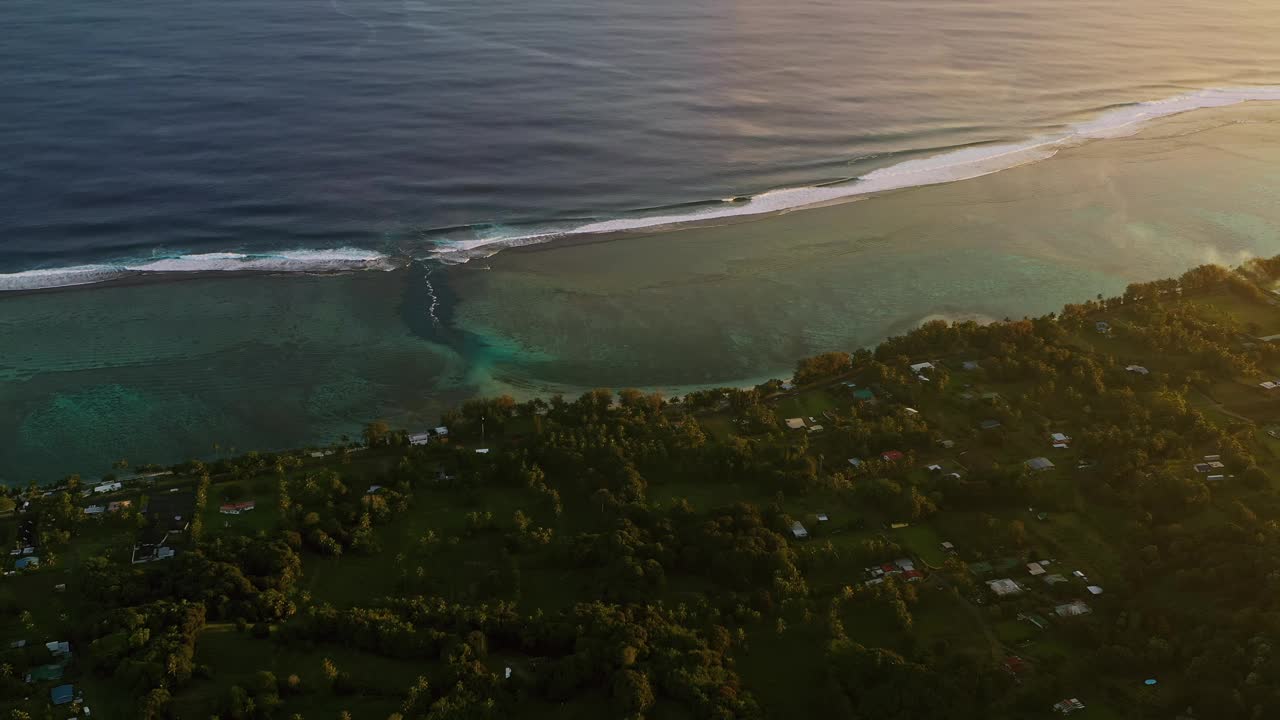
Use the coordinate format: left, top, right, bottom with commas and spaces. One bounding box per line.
5, 257, 1280, 720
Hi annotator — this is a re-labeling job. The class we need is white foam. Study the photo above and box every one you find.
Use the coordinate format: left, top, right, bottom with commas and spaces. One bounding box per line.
0, 248, 397, 292
431, 85, 1280, 263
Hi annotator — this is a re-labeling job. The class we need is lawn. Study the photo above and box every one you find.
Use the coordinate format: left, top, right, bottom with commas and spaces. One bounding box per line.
773, 388, 841, 423
171, 623, 426, 720
893, 524, 947, 566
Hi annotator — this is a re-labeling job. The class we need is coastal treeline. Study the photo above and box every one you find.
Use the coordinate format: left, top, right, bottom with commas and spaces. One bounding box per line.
6, 258, 1280, 718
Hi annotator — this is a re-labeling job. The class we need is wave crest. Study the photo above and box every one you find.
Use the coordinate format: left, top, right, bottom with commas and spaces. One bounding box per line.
428, 85, 1280, 263
0, 248, 397, 292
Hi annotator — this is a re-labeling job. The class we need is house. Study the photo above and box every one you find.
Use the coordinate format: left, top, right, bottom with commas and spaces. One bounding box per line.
1003, 656, 1030, 675
1043, 574, 1069, 586
131, 544, 176, 564
895, 558, 915, 571
1086, 585, 1104, 595
46, 641, 71, 657
1095, 321, 1110, 334
902, 570, 924, 582
909, 362, 934, 373
1050, 432, 1071, 448
939, 439, 955, 449
1025, 457, 1055, 471
93, 481, 122, 494
847, 458, 863, 468
409, 432, 432, 446
790, 521, 809, 540
366, 485, 383, 495
1053, 698, 1086, 715
784, 418, 806, 430
988, 578, 1022, 596
1261, 381, 1277, 390
1054, 600, 1092, 617
475, 448, 491, 454
26, 663, 65, 685
219, 501, 255, 515
816, 513, 829, 522
780, 381, 795, 391
904, 407, 919, 415
1027, 562, 1046, 576
881, 450, 905, 462
1204, 454, 1221, 461
433, 426, 449, 437
979, 419, 1002, 430
807, 424, 824, 433
1126, 365, 1150, 375
926, 464, 943, 472
940, 541, 956, 554
107, 500, 131, 513
1193, 463, 1211, 473
51, 684, 74, 705
83, 505, 105, 516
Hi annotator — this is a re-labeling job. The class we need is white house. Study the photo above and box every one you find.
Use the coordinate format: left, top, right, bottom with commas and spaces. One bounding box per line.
790, 521, 809, 539
93, 482, 122, 494
409, 433, 432, 446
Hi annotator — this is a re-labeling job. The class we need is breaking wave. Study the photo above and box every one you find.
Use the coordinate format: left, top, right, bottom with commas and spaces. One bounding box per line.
427, 85, 1280, 263
0, 248, 398, 292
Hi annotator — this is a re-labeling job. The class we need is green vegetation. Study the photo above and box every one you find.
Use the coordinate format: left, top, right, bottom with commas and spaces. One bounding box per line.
6, 256, 1280, 718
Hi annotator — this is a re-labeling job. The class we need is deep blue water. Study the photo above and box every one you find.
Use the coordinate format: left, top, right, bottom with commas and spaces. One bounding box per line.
3, 0, 1280, 277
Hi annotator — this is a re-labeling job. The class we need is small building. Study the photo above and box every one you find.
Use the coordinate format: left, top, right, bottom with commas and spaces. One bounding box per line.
904, 407, 919, 415
1086, 585, 1104, 595
1126, 365, 1150, 375
1050, 432, 1071, 447
433, 426, 449, 437
889, 522, 910, 529
881, 450, 905, 462
93, 481, 122, 494
83, 505, 105, 516
1043, 574, 1068, 586
847, 457, 863, 468
50, 684, 74, 706
1053, 698, 1086, 715
366, 485, 383, 495
1025, 457, 1055, 472
988, 578, 1022, 596
1055, 600, 1092, 617
807, 424, 824, 433
926, 464, 943, 472
46, 641, 71, 657
1095, 321, 1110, 334
219, 501, 255, 515
790, 521, 809, 540
909, 362, 935, 373
895, 558, 915, 571
1004, 656, 1030, 675
816, 513, 829, 522
784, 418, 806, 430
107, 500, 132, 513
939, 439, 955, 449
408, 433, 432, 446
780, 381, 795, 391
475, 448, 491, 454
1027, 562, 1046, 576
940, 541, 955, 553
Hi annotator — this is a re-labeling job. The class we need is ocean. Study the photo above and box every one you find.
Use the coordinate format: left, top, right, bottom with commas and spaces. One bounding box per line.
3, 0, 1280, 481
